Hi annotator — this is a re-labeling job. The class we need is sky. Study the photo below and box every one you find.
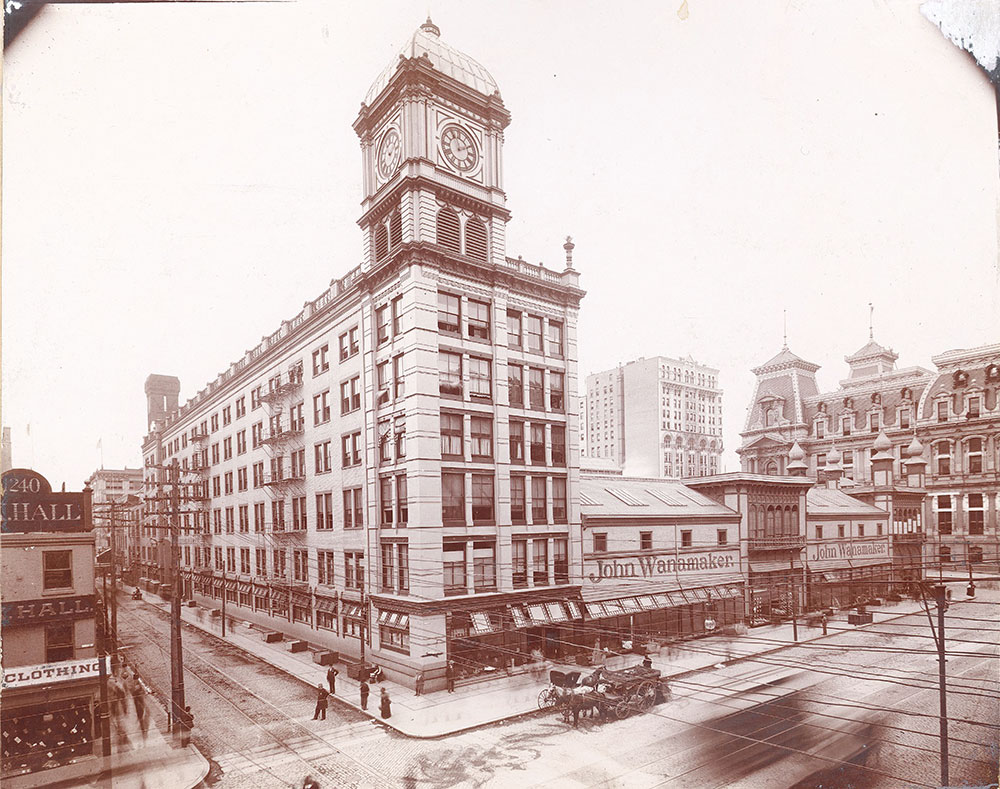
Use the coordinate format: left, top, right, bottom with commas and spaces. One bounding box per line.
2, 0, 998, 490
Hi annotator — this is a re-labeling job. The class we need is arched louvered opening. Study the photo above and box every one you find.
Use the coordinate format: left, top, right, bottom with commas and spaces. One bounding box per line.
373, 223, 389, 262
436, 208, 461, 253
389, 211, 402, 249
465, 216, 488, 262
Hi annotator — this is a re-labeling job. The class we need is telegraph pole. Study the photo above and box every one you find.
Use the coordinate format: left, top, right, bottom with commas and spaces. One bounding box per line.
109, 500, 119, 663
933, 584, 949, 787
221, 569, 227, 637
789, 554, 798, 642
169, 460, 186, 732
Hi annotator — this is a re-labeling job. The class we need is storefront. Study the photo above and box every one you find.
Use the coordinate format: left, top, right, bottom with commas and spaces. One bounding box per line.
805, 538, 893, 610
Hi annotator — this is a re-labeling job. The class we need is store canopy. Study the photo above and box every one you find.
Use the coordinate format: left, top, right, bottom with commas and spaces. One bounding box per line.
315, 596, 337, 613
341, 602, 362, 619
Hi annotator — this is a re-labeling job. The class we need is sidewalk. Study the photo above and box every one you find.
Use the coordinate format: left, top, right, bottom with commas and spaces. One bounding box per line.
142, 582, 986, 740
3, 676, 209, 789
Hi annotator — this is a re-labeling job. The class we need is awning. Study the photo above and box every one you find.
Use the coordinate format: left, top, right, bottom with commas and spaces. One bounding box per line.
237, 581, 252, 594
545, 602, 568, 622
291, 590, 311, 607
470, 611, 495, 635
686, 587, 711, 603
621, 597, 642, 614
271, 589, 289, 605
719, 584, 745, 599
377, 609, 408, 629
225, 578, 238, 592
315, 596, 337, 614
637, 595, 658, 611
652, 593, 672, 609
666, 590, 689, 606
565, 600, 583, 620
584, 601, 606, 619
526, 603, 548, 624
341, 602, 363, 619
603, 599, 626, 617
509, 605, 530, 629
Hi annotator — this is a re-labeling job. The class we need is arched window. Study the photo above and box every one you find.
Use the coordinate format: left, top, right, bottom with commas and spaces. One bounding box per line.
783, 506, 792, 536
389, 211, 402, 249
436, 208, 461, 253
765, 506, 775, 534
764, 407, 775, 427
765, 460, 778, 475
465, 216, 488, 262
373, 223, 389, 261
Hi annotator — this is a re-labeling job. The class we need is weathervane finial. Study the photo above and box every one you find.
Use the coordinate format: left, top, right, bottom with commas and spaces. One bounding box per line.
782, 309, 788, 350
868, 302, 874, 341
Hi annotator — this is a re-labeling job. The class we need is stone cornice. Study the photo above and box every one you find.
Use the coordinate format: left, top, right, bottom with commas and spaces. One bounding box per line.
358, 173, 511, 228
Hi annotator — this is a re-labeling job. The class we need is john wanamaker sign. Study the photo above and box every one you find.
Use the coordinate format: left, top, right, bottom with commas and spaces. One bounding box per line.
806, 539, 890, 564
586, 550, 739, 585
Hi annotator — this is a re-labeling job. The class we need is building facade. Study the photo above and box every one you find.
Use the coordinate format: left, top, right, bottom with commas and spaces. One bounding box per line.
739, 339, 1000, 571
139, 20, 585, 689
84, 468, 143, 553
584, 356, 723, 478
1, 469, 105, 781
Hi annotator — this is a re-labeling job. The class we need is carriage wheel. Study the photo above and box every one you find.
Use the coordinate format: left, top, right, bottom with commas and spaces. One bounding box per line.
637, 681, 657, 710
538, 688, 557, 710
614, 699, 631, 719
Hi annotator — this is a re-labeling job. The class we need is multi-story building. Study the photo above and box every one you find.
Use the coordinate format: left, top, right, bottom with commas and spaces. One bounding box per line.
584, 356, 723, 478
739, 338, 999, 570
139, 19, 585, 689
84, 467, 143, 553
1, 468, 104, 782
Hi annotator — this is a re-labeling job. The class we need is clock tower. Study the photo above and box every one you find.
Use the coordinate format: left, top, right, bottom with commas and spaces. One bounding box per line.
353, 18, 511, 270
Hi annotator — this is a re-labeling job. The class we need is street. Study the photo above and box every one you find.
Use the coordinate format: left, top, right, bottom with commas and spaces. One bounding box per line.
118, 593, 999, 788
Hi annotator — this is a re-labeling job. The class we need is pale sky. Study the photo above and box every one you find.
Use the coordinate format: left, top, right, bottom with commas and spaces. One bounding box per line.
3, 0, 998, 490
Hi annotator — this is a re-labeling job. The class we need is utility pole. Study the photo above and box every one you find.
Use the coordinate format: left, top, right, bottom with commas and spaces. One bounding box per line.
169, 459, 186, 732
933, 584, 949, 787
109, 500, 118, 664
221, 569, 227, 637
789, 554, 798, 642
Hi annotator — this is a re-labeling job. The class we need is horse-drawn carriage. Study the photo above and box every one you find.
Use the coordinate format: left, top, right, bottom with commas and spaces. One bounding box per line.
538, 665, 668, 721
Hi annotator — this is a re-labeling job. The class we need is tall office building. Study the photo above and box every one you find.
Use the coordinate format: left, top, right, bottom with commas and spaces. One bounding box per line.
584, 356, 723, 478
139, 19, 585, 688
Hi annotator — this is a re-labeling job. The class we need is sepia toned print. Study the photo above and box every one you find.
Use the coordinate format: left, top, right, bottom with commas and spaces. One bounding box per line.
2, 2, 998, 788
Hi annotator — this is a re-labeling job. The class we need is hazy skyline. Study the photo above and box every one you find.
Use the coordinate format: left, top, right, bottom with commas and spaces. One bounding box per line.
3, 0, 997, 488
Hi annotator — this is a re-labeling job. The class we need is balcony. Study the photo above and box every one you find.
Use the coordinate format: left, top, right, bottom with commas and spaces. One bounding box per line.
190, 429, 208, 443
260, 425, 304, 447
749, 535, 806, 551
892, 531, 926, 543
263, 470, 305, 488
260, 369, 304, 404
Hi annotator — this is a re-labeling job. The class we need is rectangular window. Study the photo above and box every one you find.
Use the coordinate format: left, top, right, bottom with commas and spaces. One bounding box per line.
211, 414, 219, 433
438, 292, 461, 334
937, 401, 948, 422
340, 375, 361, 415
215, 547, 224, 570
291, 496, 307, 530
396, 474, 408, 527
240, 547, 250, 575
469, 357, 492, 400
212, 444, 220, 465
314, 440, 331, 474
271, 500, 285, 531
393, 354, 405, 399
531, 476, 547, 523
443, 541, 466, 595
967, 438, 983, 474
968, 397, 981, 418
512, 539, 528, 588
526, 315, 543, 353
969, 493, 984, 535
471, 416, 493, 459
838, 524, 845, 538
256, 548, 267, 577
224, 472, 234, 495
341, 431, 362, 467
551, 425, 566, 466
471, 474, 494, 524
816, 420, 826, 438
508, 364, 524, 407
45, 622, 74, 663
550, 372, 565, 411
317, 550, 335, 586
235, 397, 246, 419
316, 492, 333, 530
293, 549, 308, 582
376, 305, 390, 345
468, 299, 490, 340
511, 475, 526, 524
530, 423, 546, 465
237, 467, 248, 492
380, 476, 394, 526
43, 551, 72, 590
223, 437, 233, 460
552, 477, 567, 523
439, 351, 463, 397
553, 538, 568, 585
506, 310, 522, 349
343, 488, 363, 529
239, 504, 249, 532
473, 541, 496, 592
313, 390, 331, 425
640, 531, 653, 551
815, 525, 823, 540
391, 296, 403, 336
858, 524, 865, 537
441, 412, 464, 457
899, 408, 910, 429
381, 541, 396, 591
528, 368, 545, 410
226, 546, 236, 573
510, 421, 525, 464
841, 416, 852, 436
547, 320, 564, 357
254, 502, 266, 532
532, 539, 548, 586
442, 472, 466, 524
869, 412, 880, 432
680, 530, 692, 548
312, 344, 330, 376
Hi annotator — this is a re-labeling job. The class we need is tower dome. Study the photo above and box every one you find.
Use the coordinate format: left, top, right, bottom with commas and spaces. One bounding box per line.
872, 429, 893, 457
826, 445, 842, 467
788, 440, 806, 462
906, 435, 924, 458
786, 440, 808, 476
363, 19, 500, 106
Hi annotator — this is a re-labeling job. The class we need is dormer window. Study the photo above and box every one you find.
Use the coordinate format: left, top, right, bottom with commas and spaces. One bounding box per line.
815, 418, 826, 438
841, 415, 852, 436
967, 396, 981, 419
765, 407, 776, 427
898, 407, 911, 429
869, 412, 881, 433
936, 400, 949, 423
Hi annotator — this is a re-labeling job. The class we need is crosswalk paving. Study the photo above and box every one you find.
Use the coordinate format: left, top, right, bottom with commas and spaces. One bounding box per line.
214, 717, 384, 776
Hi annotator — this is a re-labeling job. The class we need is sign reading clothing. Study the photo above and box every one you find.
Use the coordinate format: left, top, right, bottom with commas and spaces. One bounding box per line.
586, 550, 739, 585
2, 656, 109, 690
806, 540, 890, 564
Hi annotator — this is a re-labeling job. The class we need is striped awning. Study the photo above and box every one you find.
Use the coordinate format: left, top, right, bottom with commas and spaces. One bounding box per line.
341, 602, 363, 620
509, 605, 530, 629
225, 578, 238, 592
470, 611, 495, 635
621, 597, 642, 614
237, 581, 252, 594
315, 596, 337, 614
686, 587, 711, 603
291, 590, 311, 607
545, 602, 568, 622
271, 588, 289, 605
377, 611, 409, 629
565, 600, 583, 620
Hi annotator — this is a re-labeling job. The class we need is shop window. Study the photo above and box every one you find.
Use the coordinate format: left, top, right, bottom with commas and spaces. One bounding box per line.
43, 551, 73, 590
46, 622, 74, 662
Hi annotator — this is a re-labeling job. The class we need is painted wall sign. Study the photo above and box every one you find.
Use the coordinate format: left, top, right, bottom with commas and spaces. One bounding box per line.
1, 656, 108, 690
585, 550, 739, 585
2, 595, 95, 627
1, 468, 88, 534
806, 539, 890, 565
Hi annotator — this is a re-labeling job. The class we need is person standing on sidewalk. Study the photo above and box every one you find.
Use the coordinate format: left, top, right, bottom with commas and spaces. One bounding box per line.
445, 660, 455, 693
313, 684, 329, 720
359, 680, 370, 711
177, 705, 194, 747
414, 670, 425, 697
379, 687, 391, 719
326, 666, 339, 695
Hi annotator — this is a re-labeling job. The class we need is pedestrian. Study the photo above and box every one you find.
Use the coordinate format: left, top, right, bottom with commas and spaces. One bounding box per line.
359, 680, 370, 711
414, 670, 424, 697
642, 655, 652, 669
313, 684, 329, 720
445, 660, 455, 693
132, 682, 148, 738
326, 665, 339, 695
178, 705, 194, 747
302, 774, 321, 789
379, 687, 391, 719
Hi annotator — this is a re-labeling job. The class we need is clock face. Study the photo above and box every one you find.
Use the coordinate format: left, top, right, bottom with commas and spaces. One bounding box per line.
440, 124, 479, 172
377, 128, 402, 179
